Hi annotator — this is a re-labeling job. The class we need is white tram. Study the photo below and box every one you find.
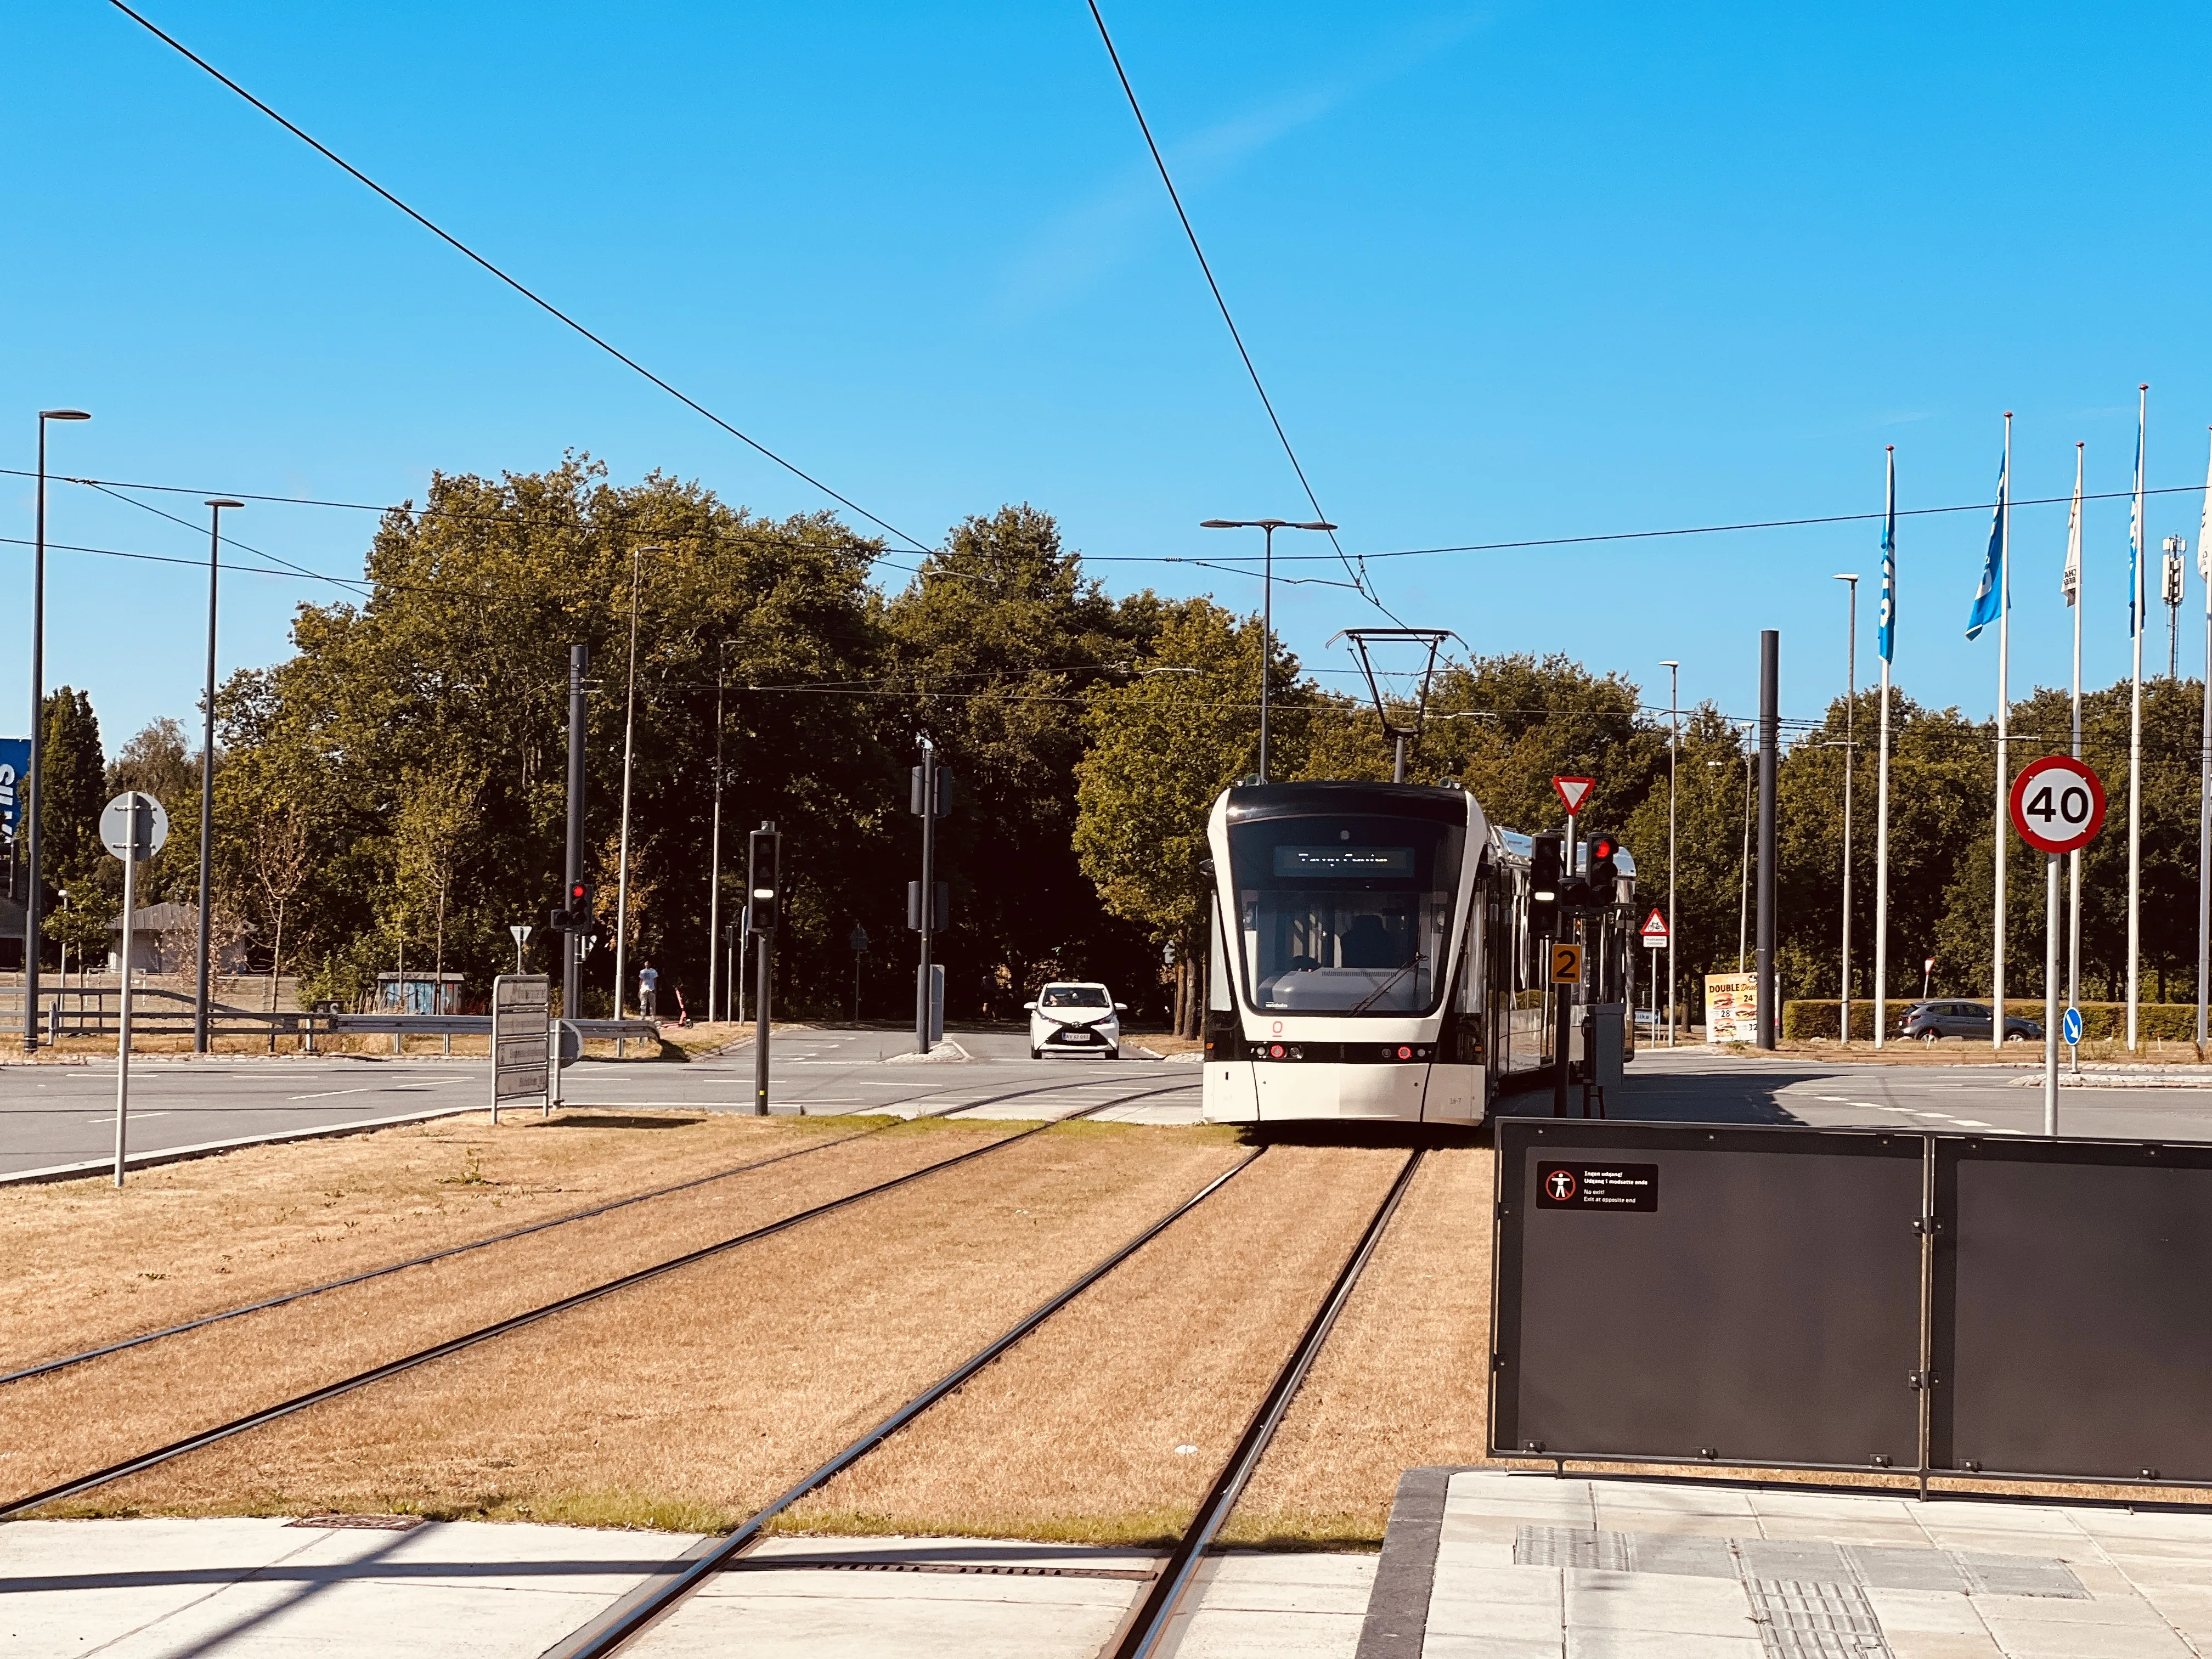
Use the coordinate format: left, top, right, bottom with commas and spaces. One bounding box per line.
1199, 781, 1639, 1125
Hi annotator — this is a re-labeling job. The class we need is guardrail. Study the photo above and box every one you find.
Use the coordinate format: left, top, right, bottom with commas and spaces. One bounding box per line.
0, 988, 658, 1049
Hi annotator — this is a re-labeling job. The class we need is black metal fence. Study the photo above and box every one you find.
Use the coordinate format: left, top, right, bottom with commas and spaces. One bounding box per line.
1492, 1118, 2212, 1490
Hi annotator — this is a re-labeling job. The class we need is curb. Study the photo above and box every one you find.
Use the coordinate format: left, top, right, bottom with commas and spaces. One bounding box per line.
0, 1103, 490, 1187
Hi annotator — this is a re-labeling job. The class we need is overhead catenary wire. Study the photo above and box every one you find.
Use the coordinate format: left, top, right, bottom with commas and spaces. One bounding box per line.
1081, 0, 1394, 620
100, 0, 928, 554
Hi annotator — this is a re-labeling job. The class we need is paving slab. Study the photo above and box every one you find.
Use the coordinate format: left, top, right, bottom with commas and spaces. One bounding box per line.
1357, 1468, 2212, 1659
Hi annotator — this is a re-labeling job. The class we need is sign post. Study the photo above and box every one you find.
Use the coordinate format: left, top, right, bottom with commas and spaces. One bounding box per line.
491, 973, 552, 1123
99, 791, 168, 1187
2010, 755, 2107, 1136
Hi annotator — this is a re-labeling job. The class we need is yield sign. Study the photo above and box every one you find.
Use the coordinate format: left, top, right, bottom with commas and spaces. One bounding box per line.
1640, 909, 1669, 940
1552, 775, 1595, 815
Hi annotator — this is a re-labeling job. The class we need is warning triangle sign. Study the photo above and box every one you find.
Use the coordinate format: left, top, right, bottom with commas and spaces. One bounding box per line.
1552, 776, 1595, 815
1640, 909, 1669, 939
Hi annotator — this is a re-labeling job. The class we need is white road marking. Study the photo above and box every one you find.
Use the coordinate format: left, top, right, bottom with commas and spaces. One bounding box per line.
286, 1087, 375, 1101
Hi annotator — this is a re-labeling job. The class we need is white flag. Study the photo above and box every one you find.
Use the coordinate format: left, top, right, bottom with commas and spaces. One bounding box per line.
2198, 426, 2212, 587
2063, 447, 2083, 607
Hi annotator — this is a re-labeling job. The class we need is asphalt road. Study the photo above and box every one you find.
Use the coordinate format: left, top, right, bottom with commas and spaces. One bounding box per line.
0, 1026, 1200, 1180
1515, 1043, 2212, 1141
12, 1029, 2207, 1181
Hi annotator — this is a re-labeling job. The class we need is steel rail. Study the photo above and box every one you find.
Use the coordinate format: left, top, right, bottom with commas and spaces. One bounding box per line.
0, 1080, 1191, 1520
1103, 1146, 1428, 1659
0, 1071, 1175, 1389
536, 1147, 1268, 1659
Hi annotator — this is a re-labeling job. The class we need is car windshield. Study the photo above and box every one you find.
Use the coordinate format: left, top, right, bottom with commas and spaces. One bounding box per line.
1040, 986, 1109, 1008
1227, 813, 1463, 1015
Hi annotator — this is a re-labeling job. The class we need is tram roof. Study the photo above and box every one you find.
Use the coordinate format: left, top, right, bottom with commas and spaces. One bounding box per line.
1222, 780, 1471, 826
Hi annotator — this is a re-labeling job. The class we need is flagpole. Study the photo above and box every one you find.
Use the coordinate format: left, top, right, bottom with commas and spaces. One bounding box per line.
1874, 447, 1895, 1049
2129, 385, 2147, 1051
2196, 425, 2211, 1052
2068, 442, 2084, 1074
1993, 412, 2011, 1054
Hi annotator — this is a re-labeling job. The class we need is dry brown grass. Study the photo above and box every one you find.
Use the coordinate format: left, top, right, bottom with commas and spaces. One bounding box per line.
63, 1122, 1247, 1530
1, 1109, 871, 1370
782, 1144, 1410, 1546
1221, 1146, 1493, 1548
0, 1117, 1010, 1508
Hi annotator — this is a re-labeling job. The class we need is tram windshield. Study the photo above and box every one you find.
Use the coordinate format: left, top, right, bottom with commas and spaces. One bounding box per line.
1227, 814, 1464, 1015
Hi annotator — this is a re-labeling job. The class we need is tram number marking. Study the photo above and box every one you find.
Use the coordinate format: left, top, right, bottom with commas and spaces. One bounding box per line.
1536, 1162, 1658, 1212
1550, 944, 1584, 985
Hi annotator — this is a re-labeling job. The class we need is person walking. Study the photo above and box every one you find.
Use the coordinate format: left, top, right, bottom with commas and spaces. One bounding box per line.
638, 961, 659, 1020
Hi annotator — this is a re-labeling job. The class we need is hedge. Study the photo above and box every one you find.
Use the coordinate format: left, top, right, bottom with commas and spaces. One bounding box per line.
1781, 998, 2205, 1042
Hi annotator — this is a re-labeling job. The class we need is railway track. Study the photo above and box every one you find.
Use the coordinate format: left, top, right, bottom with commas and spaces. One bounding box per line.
535, 1143, 1429, 1659
0, 1076, 1198, 1520
1, 1071, 1171, 1391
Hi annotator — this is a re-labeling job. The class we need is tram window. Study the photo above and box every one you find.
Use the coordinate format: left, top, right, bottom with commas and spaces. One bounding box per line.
1227, 814, 1464, 1016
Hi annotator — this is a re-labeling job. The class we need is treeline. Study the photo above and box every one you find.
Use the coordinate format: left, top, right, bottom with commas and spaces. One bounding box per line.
29, 458, 2208, 1026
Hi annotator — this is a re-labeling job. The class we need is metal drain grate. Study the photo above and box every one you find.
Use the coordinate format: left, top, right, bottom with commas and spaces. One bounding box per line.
285, 1514, 425, 1531
1954, 1551, 2086, 1599
728, 1558, 1156, 1582
1513, 1525, 1629, 1570
1744, 1577, 1893, 1658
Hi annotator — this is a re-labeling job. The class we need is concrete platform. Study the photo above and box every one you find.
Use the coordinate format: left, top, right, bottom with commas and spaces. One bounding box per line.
1359, 1467, 2212, 1657
0, 1519, 1368, 1657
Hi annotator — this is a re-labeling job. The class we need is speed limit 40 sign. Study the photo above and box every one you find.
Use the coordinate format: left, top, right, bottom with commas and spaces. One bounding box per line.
2009, 755, 2107, 854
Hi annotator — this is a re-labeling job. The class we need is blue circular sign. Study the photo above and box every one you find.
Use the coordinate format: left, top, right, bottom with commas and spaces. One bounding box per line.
2062, 1007, 2083, 1046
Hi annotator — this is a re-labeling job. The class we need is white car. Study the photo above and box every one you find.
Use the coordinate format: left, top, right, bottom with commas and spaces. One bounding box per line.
1026, 982, 1125, 1059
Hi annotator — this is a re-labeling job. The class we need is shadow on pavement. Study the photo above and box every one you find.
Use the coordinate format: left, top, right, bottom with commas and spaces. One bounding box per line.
1493, 1065, 1842, 1128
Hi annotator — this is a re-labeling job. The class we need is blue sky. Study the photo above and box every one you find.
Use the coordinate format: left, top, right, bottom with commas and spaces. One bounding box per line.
6, 0, 2211, 753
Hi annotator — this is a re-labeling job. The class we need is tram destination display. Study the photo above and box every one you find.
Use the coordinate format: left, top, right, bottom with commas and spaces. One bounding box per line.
1271, 845, 1414, 878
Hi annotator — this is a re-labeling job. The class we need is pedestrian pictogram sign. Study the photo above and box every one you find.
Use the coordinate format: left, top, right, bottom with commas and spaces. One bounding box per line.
1640, 909, 1669, 948
1552, 776, 1595, 815
1550, 943, 1584, 985
2008, 755, 2107, 856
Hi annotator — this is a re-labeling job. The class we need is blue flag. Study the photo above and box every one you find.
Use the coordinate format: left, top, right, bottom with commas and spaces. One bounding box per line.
1965, 454, 2005, 641
2128, 413, 2144, 637
1877, 450, 1896, 664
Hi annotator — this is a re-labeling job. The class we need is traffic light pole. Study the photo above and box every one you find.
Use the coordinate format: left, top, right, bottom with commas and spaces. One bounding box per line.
916, 737, 936, 1056
750, 821, 776, 1115
563, 644, 588, 1022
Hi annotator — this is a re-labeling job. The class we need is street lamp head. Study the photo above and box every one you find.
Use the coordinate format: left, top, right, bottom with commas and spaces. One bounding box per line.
1833, 573, 1860, 583
1199, 520, 1242, 529
39, 409, 90, 422
206, 498, 244, 511
1658, 659, 1679, 668
1294, 521, 1338, 532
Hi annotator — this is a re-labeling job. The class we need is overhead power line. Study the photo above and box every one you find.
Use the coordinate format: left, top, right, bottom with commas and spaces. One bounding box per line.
1081, 0, 1391, 618
102, 0, 928, 552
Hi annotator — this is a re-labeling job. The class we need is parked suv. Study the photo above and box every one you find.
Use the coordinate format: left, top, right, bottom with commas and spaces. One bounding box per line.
1026, 982, 1125, 1059
1899, 1000, 2043, 1043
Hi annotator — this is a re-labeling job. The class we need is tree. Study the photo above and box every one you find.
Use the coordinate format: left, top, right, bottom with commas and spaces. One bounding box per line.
215, 458, 896, 1017
886, 506, 1166, 1017
1074, 600, 1282, 1036
251, 807, 309, 1012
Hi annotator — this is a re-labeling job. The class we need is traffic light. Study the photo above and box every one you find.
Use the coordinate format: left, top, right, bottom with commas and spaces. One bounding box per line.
910, 765, 955, 817
906, 880, 949, 932
1585, 833, 1621, 903
1529, 832, 1562, 935
550, 879, 593, 933
747, 825, 780, 935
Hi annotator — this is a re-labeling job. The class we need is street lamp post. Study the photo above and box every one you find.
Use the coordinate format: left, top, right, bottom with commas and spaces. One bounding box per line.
1199, 518, 1336, 782
707, 640, 727, 1023
1659, 662, 1679, 1045
194, 498, 244, 1053
613, 544, 656, 1021
26, 409, 90, 1053
1835, 574, 1860, 1044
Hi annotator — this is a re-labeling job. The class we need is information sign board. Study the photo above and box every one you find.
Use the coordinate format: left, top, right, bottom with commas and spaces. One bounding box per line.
491, 973, 551, 1121
1704, 972, 1758, 1043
